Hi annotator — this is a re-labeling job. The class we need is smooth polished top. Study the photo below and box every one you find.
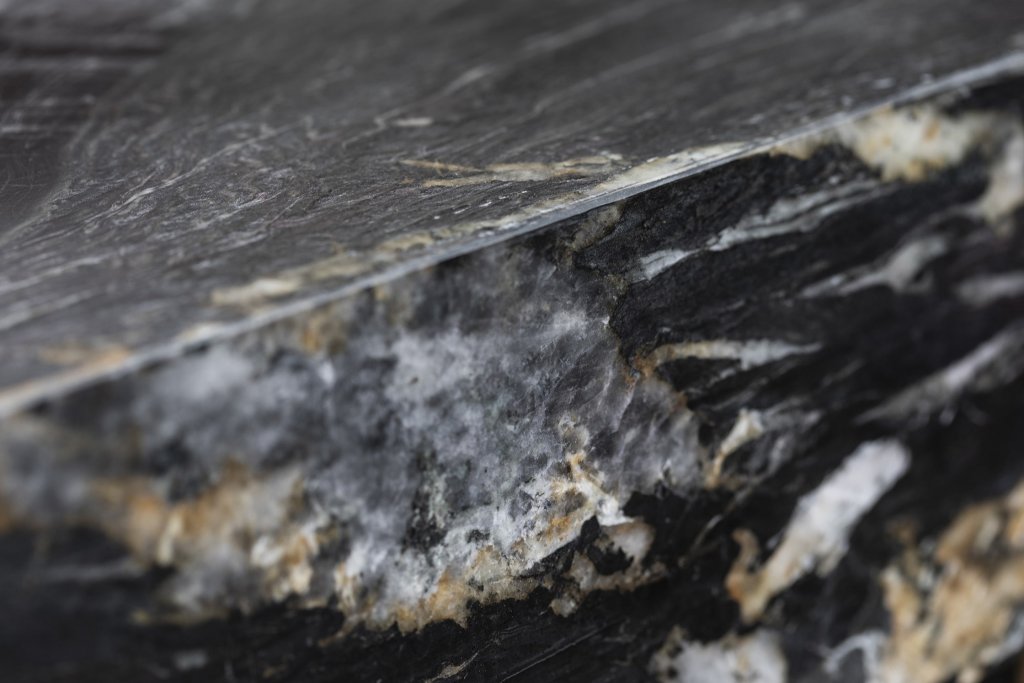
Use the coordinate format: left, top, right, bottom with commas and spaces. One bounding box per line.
0, 0, 1023, 413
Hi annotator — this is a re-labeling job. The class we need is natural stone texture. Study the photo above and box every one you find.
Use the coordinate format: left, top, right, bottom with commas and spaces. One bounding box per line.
1, 2, 1024, 682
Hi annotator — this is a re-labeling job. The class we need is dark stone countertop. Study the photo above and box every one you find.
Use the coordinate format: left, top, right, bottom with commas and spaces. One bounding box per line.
1, 0, 1023, 413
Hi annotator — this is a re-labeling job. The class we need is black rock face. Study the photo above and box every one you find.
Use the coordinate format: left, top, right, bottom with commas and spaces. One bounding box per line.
1, 74, 1023, 681
3, 2, 1024, 682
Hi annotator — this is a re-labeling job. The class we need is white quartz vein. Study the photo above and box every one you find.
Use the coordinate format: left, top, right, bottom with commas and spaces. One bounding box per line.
728, 440, 910, 622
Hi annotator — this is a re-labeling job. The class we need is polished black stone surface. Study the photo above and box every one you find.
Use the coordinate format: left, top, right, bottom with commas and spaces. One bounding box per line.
1, 0, 1023, 412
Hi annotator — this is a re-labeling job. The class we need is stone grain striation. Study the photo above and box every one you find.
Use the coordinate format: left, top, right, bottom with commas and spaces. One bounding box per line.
1, 0, 1024, 412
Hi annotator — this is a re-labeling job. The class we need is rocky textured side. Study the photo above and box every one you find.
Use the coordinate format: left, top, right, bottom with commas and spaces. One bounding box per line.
1, 79, 1023, 682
